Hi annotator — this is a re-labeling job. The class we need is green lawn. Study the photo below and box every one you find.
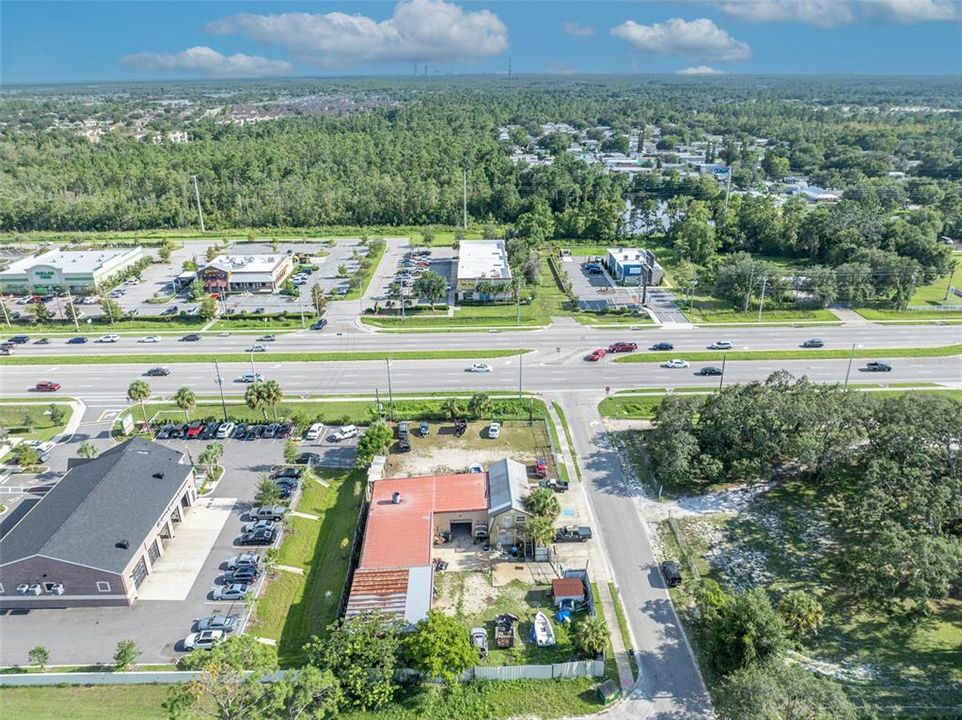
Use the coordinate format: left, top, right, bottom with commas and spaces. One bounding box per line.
0, 348, 527, 366
614, 343, 962, 364
597, 395, 664, 420
0, 402, 71, 441
854, 307, 962, 321
682, 294, 839, 324
342, 241, 388, 301
252, 470, 364, 665
363, 302, 550, 329
908, 253, 962, 307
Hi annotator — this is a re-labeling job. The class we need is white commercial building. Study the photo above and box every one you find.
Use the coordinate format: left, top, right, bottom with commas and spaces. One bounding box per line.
0, 247, 145, 294
456, 240, 512, 302
199, 254, 294, 293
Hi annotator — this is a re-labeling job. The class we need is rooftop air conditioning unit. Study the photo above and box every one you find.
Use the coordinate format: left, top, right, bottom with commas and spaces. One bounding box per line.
392, 491, 401, 505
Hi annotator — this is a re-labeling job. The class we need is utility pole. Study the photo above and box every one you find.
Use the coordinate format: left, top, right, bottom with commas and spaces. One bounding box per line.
719, 355, 727, 390
385, 357, 395, 421
724, 166, 733, 215
191, 175, 205, 233
65, 290, 80, 332
0, 294, 9, 327
844, 343, 856, 389
462, 170, 468, 231
743, 266, 755, 313
944, 262, 958, 301
515, 280, 520, 325
213, 359, 229, 421
518, 353, 523, 401
757, 277, 768, 322
249, 350, 256, 379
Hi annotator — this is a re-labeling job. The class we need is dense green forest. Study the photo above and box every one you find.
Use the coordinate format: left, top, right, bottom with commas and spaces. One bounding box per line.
1, 76, 960, 299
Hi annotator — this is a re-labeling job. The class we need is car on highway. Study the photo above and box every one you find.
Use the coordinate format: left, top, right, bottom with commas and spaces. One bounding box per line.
183, 629, 224, 651
310, 319, 327, 330
488, 422, 501, 439
239, 373, 264, 383
34, 337, 51, 345
67, 336, 88, 344
708, 340, 733, 350
8, 335, 30, 344
257, 335, 277, 342
328, 424, 358, 442
239, 529, 275, 546
585, 348, 606, 362
35, 381, 61, 392
305, 422, 324, 441
801, 338, 824, 348
467, 363, 492, 373
194, 615, 237, 633
212, 583, 250, 601
608, 342, 638, 353
181, 334, 201, 342
97, 334, 120, 343
696, 366, 723, 376
247, 344, 267, 353
144, 367, 171, 377
663, 359, 690, 369
226, 553, 260, 570
864, 361, 893, 372
139, 335, 161, 343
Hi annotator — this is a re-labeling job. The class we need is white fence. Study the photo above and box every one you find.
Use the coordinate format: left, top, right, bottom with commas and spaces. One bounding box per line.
906, 305, 962, 311
469, 660, 604, 682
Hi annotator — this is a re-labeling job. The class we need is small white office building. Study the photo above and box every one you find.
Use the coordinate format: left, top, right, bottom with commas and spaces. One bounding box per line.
456, 240, 512, 302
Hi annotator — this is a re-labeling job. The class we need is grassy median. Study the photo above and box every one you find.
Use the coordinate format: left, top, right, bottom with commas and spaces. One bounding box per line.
613, 343, 962, 364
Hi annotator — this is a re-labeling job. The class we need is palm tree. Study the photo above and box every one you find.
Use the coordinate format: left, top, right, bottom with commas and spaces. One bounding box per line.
245, 382, 267, 419
523, 515, 555, 548
442, 398, 464, 420
127, 380, 151, 426
77, 442, 98, 459
261, 380, 284, 421
524, 487, 561, 521
173, 387, 196, 422
467, 393, 491, 420
574, 614, 610, 657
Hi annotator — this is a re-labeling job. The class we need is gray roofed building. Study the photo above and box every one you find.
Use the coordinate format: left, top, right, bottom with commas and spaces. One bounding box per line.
0, 438, 197, 608
487, 458, 529, 518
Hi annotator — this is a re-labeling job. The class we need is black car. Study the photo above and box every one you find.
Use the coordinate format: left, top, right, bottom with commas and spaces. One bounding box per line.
202, 421, 220, 439
276, 422, 293, 439
225, 566, 259, 583
181, 333, 201, 342
396, 438, 411, 453
650, 342, 674, 351
34, 337, 51, 345
145, 367, 171, 377
8, 335, 30, 344
801, 338, 824, 348
865, 361, 893, 372
661, 560, 682, 588
239, 529, 275, 546
295, 452, 320, 466
250, 424, 265, 439
232, 423, 249, 439
67, 336, 88, 344
169, 424, 187, 439
310, 319, 327, 330
273, 467, 303, 480
696, 366, 723, 376
156, 424, 174, 440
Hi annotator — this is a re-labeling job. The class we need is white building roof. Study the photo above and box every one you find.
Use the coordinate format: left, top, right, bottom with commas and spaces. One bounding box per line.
0, 247, 138, 277
457, 240, 512, 282
205, 254, 287, 274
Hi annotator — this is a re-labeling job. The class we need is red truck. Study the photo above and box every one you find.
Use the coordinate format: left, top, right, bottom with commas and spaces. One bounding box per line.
35, 381, 61, 392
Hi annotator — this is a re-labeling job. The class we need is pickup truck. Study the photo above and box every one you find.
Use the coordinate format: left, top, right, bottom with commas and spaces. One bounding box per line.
539, 478, 569, 493
555, 526, 592, 543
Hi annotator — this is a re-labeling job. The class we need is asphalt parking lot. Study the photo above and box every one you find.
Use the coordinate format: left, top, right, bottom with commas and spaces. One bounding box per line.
561, 256, 638, 310
0, 427, 357, 665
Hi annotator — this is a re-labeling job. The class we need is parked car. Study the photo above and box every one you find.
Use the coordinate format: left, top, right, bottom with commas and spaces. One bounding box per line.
239, 529, 275, 546
181, 334, 201, 342
212, 583, 250, 600
249, 505, 287, 522
663, 359, 689, 369
67, 336, 88, 344
467, 363, 492, 373
295, 452, 320, 466
186, 421, 204, 438
139, 336, 161, 343
533, 459, 547, 478
608, 342, 638, 353
156, 424, 174, 440
396, 438, 411, 453
35, 381, 61, 392
161, 306, 178, 316
649, 342, 674, 351
540, 478, 569, 493
241, 519, 276, 534
97, 334, 120, 343
232, 423, 249, 439
555, 526, 593, 542
419, 420, 430, 437
696, 366, 723, 376
226, 553, 260, 570
263, 423, 278, 439
397, 421, 410, 440
195, 615, 237, 633
585, 348, 606, 362
865, 361, 893, 372
310, 319, 327, 330
708, 340, 733, 350
224, 566, 259, 584
801, 338, 825, 348
468, 463, 484, 473
273, 467, 303, 480
145, 367, 170, 376
305, 422, 324, 441
216, 422, 236, 439
660, 560, 683, 588
183, 629, 224, 650
488, 422, 501, 439
240, 373, 264, 383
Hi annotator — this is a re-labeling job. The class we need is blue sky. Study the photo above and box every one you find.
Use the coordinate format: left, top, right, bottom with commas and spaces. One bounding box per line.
2, 1, 960, 84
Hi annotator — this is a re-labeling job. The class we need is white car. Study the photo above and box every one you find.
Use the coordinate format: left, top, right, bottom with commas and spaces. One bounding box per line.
241, 519, 276, 533
226, 553, 260, 570
468, 463, 484, 473
488, 422, 501, 439
468, 363, 492, 373
240, 373, 264, 383
305, 422, 324, 441
247, 344, 267, 353
139, 335, 160, 343
212, 583, 250, 601
98, 334, 120, 343
329, 425, 358, 442
663, 359, 690, 369
709, 340, 733, 350
215, 422, 235, 439
183, 629, 224, 651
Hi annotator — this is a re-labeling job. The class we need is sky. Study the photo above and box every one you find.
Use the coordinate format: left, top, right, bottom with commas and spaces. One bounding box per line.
2, 0, 960, 84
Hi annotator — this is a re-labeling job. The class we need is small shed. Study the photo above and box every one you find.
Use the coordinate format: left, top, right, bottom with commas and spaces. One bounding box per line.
551, 577, 585, 607
597, 679, 621, 704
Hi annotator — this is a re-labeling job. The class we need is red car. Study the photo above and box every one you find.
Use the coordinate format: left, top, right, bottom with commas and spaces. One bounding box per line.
585, 348, 606, 362
534, 459, 547, 478
35, 381, 61, 392
186, 421, 205, 438
608, 342, 638, 353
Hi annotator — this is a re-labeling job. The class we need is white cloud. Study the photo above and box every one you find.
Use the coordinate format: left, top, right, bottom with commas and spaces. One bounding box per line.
677, 65, 726, 75
205, 0, 508, 67
121, 46, 292, 77
611, 18, 751, 62
713, 0, 959, 26
563, 21, 595, 37
713, 1, 856, 27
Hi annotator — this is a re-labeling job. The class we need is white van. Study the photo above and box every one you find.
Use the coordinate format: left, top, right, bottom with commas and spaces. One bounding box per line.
305, 422, 324, 441
330, 425, 358, 442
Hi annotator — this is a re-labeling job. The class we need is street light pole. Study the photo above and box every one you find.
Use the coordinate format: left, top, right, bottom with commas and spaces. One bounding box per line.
249, 350, 256, 379
719, 355, 727, 390
518, 353, 523, 401
213, 359, 229, 421
385, 357, 395, 421
191, 174, 205, 233
844, 343, 856, 388
757, 277, 768, 322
